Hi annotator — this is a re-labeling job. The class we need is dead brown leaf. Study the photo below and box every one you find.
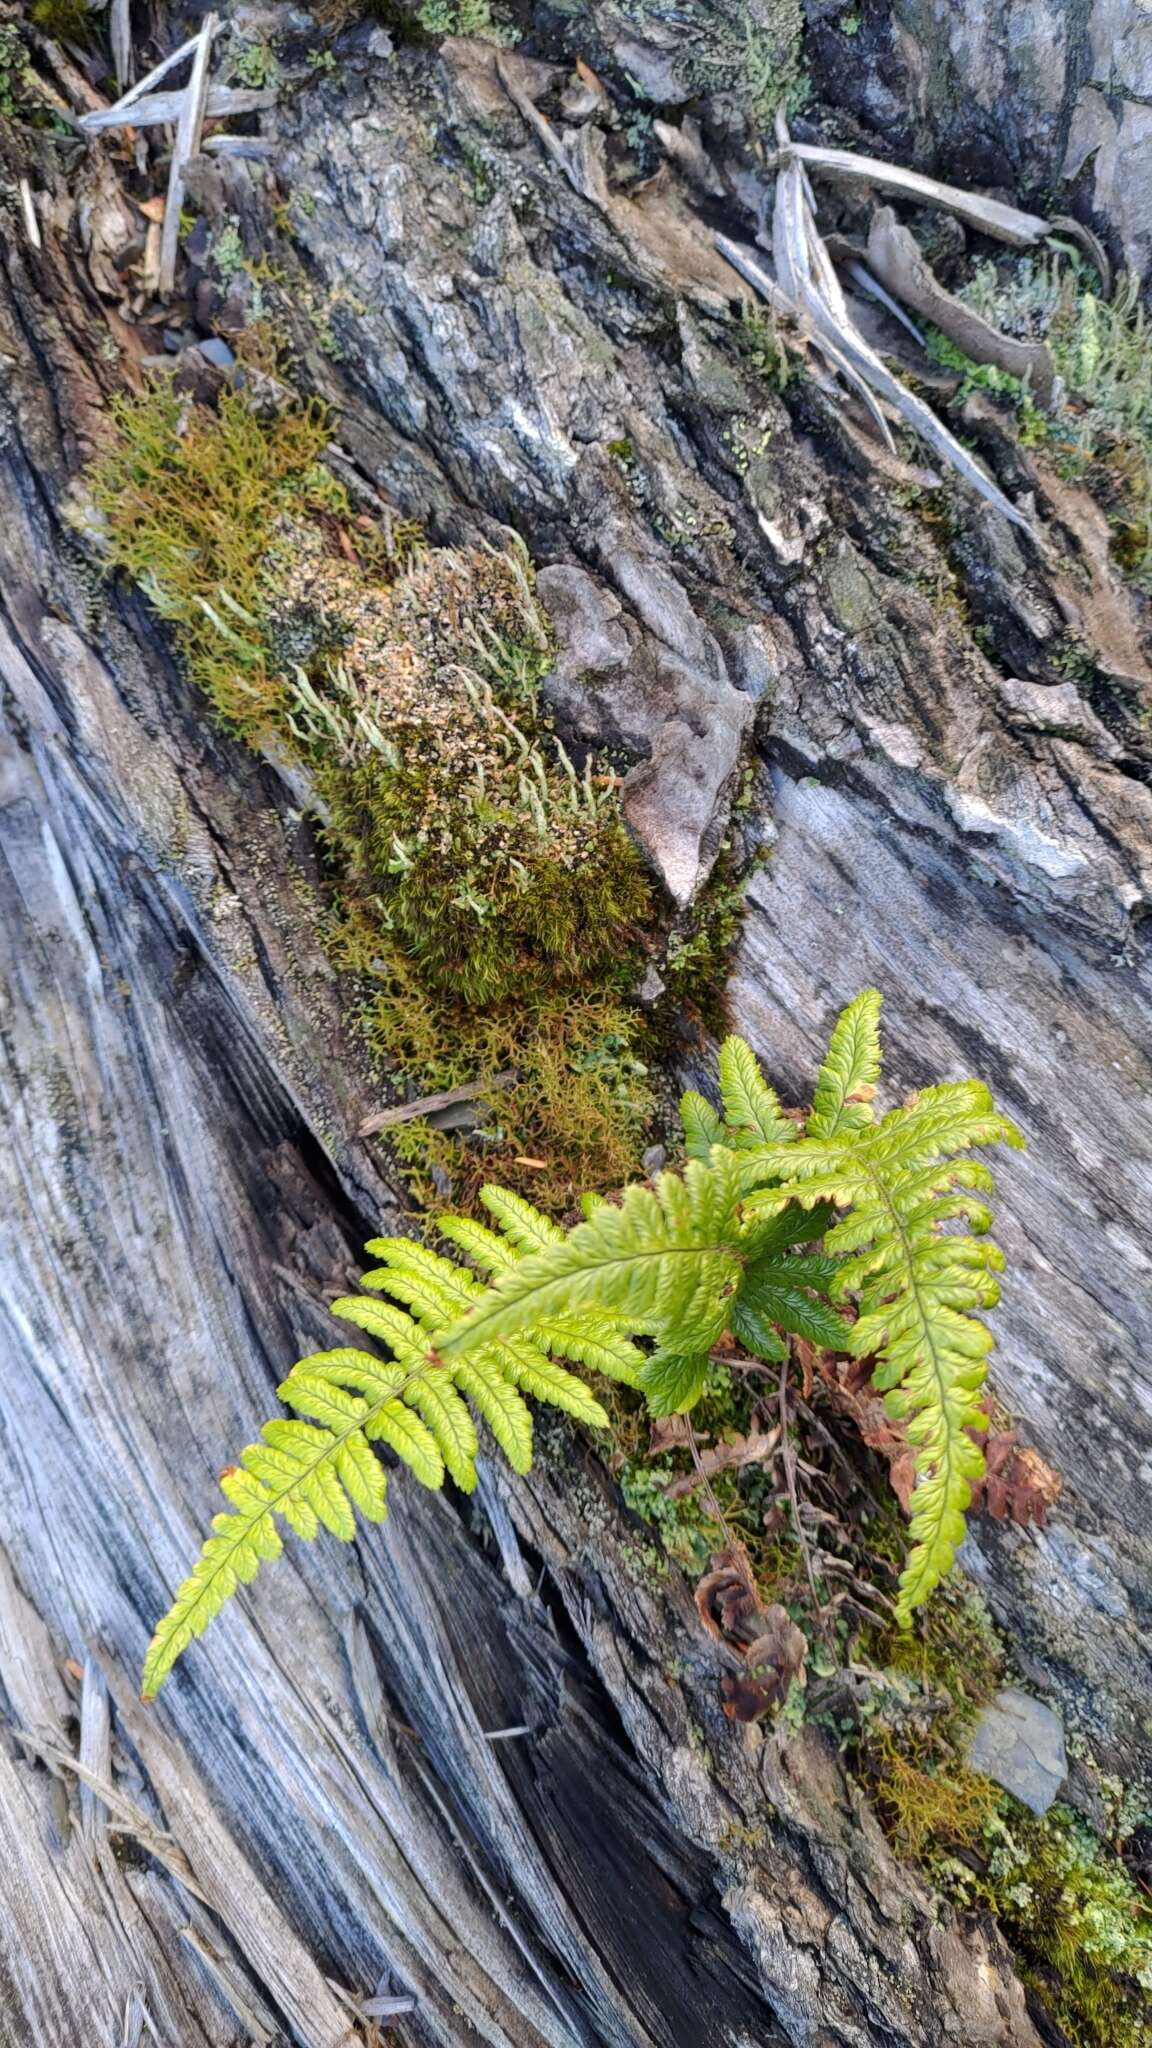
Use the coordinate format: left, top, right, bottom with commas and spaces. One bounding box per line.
804, 1343, 1062, 1530
723, 1606, 807, 1722
648, 1414, 691, 1455
696, 1546, 807, 1720
974, 1433, 1062, 1525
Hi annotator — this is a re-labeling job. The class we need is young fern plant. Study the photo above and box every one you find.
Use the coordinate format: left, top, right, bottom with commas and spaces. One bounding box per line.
433, 990, 1022, 1623
144, 993, 1022, 1694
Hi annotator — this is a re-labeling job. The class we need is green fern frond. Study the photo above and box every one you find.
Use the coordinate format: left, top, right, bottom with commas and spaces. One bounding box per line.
146, 1205, 621, 1691
733, 1248, 855, 1352
437, 1152, 748, 1361
680, 1088, 725, 1159
744, 1050, 1023, 1623
439, 1195, 644, 1384
147, 993, 1025, 1694
717, 1035, 796, 1147
807, 987, 882, 1138
142, 1342, 408, 1698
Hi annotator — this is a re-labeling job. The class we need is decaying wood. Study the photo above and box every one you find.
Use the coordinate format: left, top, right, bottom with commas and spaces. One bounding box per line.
865, 207, 1058, 405
358, 1072, 517, 1136
157, 12, 217, 293
774, 142, 1053, 248
2, 13, 1151, 2045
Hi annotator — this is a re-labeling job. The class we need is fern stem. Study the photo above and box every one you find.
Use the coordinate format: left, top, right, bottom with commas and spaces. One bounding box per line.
778, 1353, 833, 1648
684, 1415, 738, 1549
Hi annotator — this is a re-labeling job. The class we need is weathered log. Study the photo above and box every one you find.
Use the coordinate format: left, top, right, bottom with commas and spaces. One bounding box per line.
2, 15, 1151, 2047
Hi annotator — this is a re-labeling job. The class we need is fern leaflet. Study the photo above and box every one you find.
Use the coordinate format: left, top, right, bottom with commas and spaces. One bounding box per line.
717, 1036, 796, 1147
437, 1152, 748, 1362
745, 1061, 1023, 1622
807, 987, 882, 1139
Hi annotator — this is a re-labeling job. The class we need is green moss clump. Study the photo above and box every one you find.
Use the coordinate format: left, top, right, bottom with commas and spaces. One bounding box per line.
660, 0, 808, 121
330, 899, 656, 1211
86, 379, 341, 737
415, 0, 509, 36
932, 254, 1152, 585
856, 1582, 1152, 2048
319, 558, 653, 1008
29, 0, 95, 43
663, 847, 754, 1027
943, 1801, 1152, 2048
0, 19, 65, 121
86, 372, 663, 1211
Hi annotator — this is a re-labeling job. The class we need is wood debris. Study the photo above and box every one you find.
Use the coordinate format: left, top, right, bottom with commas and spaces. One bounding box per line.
866, 206, 1058, 406
17, 179, 41, 252
77, 29, 207, 130
716, 117, 1035, 533
157, 12, 218, 295
80, 84, 275, 133
661, 1426, 781, 1499
67, 11, 275, 305
358, 1071, 515, 1136
77, 1655, 112, 1859
495, 48, 752, 309
772, 141, 1052, 249
110, 0, 133, 90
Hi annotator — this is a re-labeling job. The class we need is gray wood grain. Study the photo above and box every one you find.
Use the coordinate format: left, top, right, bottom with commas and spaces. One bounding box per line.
1, 18, 1149, 2045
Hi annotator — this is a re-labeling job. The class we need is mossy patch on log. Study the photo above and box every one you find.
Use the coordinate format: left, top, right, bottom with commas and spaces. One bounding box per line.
84, 369, 674, 1211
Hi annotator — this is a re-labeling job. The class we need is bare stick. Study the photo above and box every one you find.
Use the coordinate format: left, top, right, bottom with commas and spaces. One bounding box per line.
79, 31, 202, 128
358, 1071, 516, 1138
685, 1415, 738, 1550
774, 142, 1051, 249
157, 13, 218, 296
81, 84, 275, 133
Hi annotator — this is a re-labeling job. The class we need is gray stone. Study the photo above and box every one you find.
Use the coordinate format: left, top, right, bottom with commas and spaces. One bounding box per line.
966, 1687, 1068, 1815
537, 561, 752, 908
199, 336, 236, 368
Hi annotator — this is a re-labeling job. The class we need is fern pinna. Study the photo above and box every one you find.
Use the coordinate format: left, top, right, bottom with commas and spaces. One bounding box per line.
145, 992, 1022, 1693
